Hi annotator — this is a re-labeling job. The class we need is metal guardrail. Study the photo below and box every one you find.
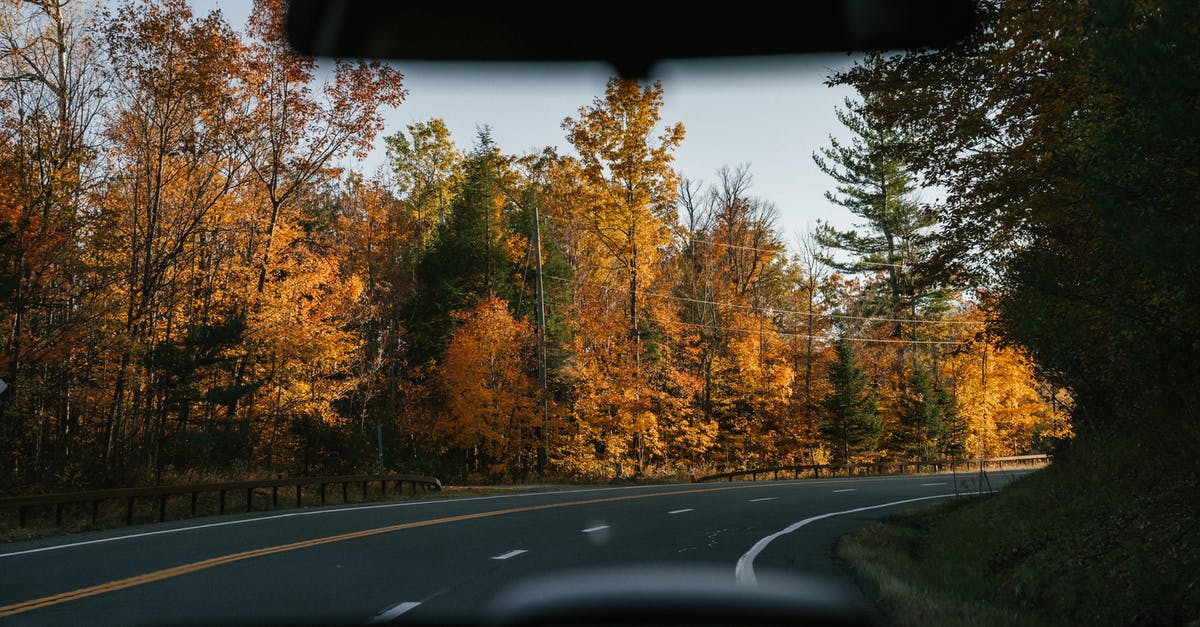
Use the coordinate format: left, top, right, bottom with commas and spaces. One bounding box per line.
0, 473, 442, 529
696, 454, 1051, 483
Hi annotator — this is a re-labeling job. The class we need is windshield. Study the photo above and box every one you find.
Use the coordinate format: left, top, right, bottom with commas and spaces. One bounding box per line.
2, 1, 1195, 626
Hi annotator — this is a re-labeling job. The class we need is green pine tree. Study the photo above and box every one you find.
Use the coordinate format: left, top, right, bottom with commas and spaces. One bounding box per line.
813, 94, 948, 339
820, 335, 882, 464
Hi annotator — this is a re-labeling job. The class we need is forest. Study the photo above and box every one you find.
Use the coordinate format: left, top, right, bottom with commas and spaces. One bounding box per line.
6, 0, 1148, 491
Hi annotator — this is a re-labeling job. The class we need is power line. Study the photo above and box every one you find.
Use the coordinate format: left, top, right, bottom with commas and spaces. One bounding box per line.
541, 211, 909, 270
649, 317, 965, 346
541, 274, 982, 328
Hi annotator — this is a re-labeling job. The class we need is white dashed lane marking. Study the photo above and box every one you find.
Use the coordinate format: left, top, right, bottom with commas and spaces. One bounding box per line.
748, 497, 778, 502
369, 601, 421, 623
667, 508, 694, 514
581, 525, 610, 533
491, 550, 527, 560
832, 489, 857, 493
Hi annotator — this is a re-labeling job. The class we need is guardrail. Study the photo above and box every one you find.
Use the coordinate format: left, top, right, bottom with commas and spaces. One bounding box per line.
0, 473, 442, 529
696, 454, 1051, 483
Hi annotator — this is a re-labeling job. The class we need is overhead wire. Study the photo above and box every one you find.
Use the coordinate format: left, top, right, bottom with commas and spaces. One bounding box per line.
540, 274, 981, 328
539, 275, 969, 346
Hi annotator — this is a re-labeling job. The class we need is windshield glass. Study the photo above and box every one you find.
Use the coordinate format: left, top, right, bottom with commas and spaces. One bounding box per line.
3, 1, 1195, 626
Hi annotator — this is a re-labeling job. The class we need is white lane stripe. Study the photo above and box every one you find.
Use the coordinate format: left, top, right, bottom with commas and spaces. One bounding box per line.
369, 601, 421, 623
491, 549, 527, 560
748, 497, 778, 502
832, 488, 857, 493
922, 482, 948, 486
667, 508, 694, 514
735, 492, 975, 586
581, 525, 610, 533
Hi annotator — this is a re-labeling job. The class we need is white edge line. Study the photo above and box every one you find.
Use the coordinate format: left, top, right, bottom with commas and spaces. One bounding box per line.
734, 492, 978, 586
491, 549, 527, 560
581, 525, 610, 533
667, 508, 694, 514
369, 601, 421, 623
0, 483, 690, 559
922, 482, 949, 486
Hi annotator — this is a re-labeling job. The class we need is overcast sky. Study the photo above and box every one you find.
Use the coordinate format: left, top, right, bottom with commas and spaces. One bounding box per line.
194, 1, 866, 250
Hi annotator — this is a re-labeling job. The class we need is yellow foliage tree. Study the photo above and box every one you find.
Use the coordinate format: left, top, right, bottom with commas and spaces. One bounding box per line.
945, 305, 1073, 457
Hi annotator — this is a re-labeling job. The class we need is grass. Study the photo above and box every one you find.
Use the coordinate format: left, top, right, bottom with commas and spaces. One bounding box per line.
837, 433, 1200, 626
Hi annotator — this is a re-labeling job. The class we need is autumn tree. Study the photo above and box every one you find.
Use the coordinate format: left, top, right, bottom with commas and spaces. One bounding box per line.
214, 0, 405, 467
562, 78, 684, 337
671, 166, 793, 467
438, 296, 537, 480
89, 0, 244, 477
0, 0, 106, 487
384, 117, 462, 254
558, 78, 685, 476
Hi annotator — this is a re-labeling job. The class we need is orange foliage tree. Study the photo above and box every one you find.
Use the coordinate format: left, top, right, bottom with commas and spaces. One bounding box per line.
437, 296, 537, 480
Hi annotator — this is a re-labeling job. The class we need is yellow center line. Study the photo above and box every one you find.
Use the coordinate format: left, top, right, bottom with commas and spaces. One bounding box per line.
0, 483, 754, 617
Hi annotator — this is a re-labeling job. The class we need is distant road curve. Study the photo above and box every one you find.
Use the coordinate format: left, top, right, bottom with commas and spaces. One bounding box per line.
0, 470, 1033, 625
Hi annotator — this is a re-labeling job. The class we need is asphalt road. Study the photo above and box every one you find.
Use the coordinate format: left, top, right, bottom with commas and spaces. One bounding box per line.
0, 470, 1032, 626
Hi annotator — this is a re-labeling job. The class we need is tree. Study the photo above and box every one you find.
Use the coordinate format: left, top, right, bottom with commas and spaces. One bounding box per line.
384, 117, 462, 253
408, 128, 521, 362
438, 296, 536, 480
820, 335, 881, 464
813, 95, 946, 340
231, 0, 405, 295
0, 0, 106, 487
562, 78, 684, 337
829, 1, 1199, 455
92, 0, 243, 475
557, 78, 685, 476
893, 362, 957, 461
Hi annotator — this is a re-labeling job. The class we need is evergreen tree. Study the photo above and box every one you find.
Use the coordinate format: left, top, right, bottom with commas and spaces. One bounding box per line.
813, 95, 947, 339
820, 336, 881, 463
895, 363, 957, 461
408, 128, 517, 361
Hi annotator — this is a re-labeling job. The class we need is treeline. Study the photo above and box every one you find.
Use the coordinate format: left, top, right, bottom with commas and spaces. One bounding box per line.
0, 0, 1069, 490
826, 0, 1200, 467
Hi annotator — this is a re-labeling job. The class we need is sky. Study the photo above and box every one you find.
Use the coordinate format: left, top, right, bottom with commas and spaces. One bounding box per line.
194, 1, 865, 251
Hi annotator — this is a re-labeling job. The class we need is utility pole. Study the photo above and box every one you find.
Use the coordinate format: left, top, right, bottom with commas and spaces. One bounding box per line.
533, 203, 549, 475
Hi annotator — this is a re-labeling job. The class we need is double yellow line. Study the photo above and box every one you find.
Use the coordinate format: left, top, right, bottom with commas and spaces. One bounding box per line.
1, 484, 744, 617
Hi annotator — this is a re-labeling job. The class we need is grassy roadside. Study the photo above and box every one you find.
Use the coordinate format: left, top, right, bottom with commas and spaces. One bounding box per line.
837, 435, 1199, 626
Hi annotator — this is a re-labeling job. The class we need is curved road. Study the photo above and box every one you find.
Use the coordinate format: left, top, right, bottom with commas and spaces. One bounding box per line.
0, 471, 1030, 625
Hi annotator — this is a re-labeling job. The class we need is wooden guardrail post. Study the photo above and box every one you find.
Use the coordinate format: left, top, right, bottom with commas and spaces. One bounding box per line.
126, 496, 135, 525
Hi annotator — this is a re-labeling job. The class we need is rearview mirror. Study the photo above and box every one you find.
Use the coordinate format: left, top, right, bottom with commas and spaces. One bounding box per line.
285, 0, 978, 78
